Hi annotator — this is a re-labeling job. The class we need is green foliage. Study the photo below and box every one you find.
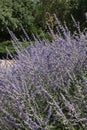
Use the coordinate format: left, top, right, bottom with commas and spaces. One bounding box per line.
12, 0, 35, 29
0, 40, 31, 58
0, 0, 38, 41
0, 41, 14, 54
0, 0, 15, 29
35, 0, 87, 31
69, 0, 87, 29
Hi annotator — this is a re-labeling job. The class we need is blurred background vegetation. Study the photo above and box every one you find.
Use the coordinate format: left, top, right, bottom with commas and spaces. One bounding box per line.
0, 0, 87, 58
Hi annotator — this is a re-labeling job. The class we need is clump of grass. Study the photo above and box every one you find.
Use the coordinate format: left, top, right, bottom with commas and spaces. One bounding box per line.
0, 17, 87, 130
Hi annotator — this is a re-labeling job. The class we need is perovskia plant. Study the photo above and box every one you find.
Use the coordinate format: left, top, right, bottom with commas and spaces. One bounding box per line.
0, 16, 87, 130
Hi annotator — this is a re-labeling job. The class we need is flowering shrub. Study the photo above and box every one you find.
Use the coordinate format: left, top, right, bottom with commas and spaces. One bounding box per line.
0, 18, 87, 130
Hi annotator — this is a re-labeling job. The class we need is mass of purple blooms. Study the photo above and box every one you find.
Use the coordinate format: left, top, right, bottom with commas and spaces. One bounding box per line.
0, 17, 87, 130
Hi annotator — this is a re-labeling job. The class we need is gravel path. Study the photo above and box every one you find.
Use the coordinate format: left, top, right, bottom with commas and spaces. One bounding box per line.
0, 60, 14, 69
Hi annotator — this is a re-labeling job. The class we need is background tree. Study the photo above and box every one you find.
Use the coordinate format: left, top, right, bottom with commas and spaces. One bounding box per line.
0, 0, 37, 41
69, 0, 87, 29
35, 0, 87, 31
0, 0, 18, 41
